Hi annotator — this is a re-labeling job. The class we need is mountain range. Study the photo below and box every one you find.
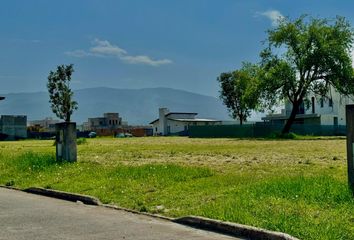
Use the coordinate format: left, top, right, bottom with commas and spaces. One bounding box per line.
0, 87, 231, 125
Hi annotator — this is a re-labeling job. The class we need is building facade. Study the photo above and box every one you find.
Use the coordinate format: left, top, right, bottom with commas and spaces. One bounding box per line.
150, 108, 222, 136
88, 113, 123, 130
262, 88, 352, 125
28, 117, 60, 132
0, 115, 27, 140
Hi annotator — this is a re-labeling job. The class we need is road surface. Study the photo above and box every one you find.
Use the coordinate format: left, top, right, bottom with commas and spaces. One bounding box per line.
0, 188, 241, 240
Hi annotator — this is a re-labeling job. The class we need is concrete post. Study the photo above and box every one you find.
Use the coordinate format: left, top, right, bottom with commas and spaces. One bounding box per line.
346, 105, 354, 192
55, 122, 77, 162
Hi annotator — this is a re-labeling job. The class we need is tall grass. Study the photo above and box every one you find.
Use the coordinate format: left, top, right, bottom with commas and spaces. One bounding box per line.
0, 138, 353, 239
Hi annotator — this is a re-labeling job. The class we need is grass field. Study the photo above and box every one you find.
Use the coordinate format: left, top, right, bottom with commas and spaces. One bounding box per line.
0, 137, 352, 239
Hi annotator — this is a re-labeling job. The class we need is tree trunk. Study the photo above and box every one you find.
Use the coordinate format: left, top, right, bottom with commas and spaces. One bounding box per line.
281, 100, 300, 134
66, 112, 71, 123
239, 116, 243, 125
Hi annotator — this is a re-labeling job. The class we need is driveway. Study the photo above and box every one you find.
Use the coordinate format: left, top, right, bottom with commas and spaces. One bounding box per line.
0, 188, 240, 240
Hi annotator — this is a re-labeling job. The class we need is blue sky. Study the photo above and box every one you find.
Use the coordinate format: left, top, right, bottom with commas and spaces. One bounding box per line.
0, 0, 353, 97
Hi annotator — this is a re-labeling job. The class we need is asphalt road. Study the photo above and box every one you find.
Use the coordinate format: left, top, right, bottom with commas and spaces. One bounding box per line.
0, 188, 240, 240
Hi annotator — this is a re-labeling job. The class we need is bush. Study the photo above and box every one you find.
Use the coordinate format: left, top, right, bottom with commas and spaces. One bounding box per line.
268, 132, 298, 139
77, 138, 87, 145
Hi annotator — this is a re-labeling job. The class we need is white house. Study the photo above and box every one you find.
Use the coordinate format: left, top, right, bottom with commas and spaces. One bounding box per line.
150, 108, 222, 136
262, 87, 353, 125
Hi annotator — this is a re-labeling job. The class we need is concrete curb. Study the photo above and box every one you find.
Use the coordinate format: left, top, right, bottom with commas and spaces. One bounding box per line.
174, 216, 300, 240
23, 187, 102, 206
1, 186, 300, 240
102, 204, 174, 221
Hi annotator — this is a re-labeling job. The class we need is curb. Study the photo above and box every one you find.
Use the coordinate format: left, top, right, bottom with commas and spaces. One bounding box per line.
102, 204, 174, 221
174, 216, 300, 240
1, 186, 300, 240
23, 187, 102, 206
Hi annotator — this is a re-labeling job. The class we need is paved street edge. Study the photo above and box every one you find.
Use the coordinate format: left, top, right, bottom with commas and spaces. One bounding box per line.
24, 187, 101, 205
174, 216, 300, 240
0, 186, 300, 240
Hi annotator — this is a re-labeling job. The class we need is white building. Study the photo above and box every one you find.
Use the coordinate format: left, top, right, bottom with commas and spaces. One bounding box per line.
262, 88, 353, 125
150, 108, 222, 136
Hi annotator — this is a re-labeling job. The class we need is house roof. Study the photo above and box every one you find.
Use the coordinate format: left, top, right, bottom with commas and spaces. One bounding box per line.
165, 112, 197, 117
149, 119, 159, 124
168, 118, 221, 122
149, 112, 198, 124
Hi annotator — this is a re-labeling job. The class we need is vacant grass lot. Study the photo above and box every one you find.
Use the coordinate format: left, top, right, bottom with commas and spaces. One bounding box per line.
0, 137, 352, 239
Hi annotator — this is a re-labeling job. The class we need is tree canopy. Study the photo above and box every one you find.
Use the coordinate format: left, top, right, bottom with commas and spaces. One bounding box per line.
218, 63, 261, 125
260, 15, 354, 133
47, 64, 78, 122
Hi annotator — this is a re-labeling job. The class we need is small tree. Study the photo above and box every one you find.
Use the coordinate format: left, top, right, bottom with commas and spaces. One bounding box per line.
218, 63, 261, 125
47, 64, 78, 122
260, 15, 354, 134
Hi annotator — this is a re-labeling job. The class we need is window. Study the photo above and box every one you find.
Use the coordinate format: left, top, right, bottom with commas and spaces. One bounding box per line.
320, 98, 324, 108
329, 98, 333, 107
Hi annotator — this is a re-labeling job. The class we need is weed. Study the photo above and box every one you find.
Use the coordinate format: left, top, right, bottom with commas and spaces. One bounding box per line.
77, 138, 87, 145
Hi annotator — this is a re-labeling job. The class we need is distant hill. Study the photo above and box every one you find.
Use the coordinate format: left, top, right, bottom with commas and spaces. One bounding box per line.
0, 87, 231, 125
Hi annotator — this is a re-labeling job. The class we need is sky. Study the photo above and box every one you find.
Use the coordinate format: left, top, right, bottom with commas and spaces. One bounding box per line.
0, 0, 353, 97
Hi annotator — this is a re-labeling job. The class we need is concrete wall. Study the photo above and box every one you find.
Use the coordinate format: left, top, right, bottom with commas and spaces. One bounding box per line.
0, 115, 27, 139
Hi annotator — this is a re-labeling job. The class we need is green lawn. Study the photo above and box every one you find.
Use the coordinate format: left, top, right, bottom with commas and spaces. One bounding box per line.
0, 137, 352, 239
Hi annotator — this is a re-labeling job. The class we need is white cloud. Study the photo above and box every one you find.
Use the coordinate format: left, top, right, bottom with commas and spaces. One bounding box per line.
65, 39, 172, 67
121, 55, 173, 66
90, 39, 127, 56
259, 10, 284, 26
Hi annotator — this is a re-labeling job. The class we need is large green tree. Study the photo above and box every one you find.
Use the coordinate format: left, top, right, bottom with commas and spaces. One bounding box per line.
260, 15, 354, 134
218, 63, 261, 125
47, 64, 78, 122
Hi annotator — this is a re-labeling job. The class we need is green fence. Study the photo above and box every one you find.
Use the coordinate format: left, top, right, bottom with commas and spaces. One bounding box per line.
189, 124, 346, 138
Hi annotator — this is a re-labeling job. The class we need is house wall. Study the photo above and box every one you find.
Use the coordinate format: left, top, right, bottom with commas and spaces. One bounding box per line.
304, 117, 321, 125
29, 118, 60, 132
282, 87, 354, 125
166, 120, 188, 134
1, 115, 27, 139
88, 113, 122, 130
152, 120, 221, 135
158, 108, 169, 135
